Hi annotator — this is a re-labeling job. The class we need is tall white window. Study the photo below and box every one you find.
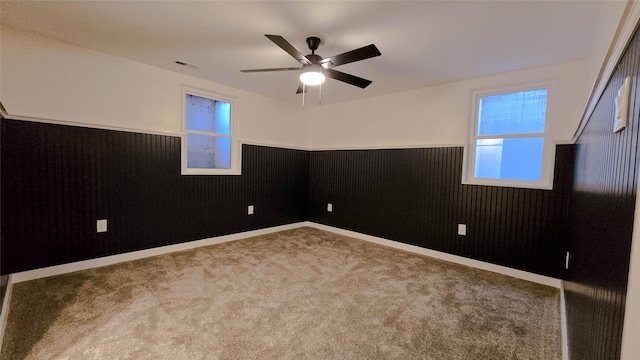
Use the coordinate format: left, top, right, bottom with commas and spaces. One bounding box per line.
182, 87, 239, 175
464, 83, 555, 189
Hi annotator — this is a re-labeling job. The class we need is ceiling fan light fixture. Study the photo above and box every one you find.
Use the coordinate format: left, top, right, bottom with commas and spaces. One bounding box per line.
243, 34, 380, 92
300, 64, 325, 86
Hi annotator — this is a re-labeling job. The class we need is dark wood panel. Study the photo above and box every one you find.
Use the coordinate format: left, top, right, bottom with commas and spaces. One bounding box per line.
564, 22, 640, 360
0, 120, 308, 273
308, 145, 574, 278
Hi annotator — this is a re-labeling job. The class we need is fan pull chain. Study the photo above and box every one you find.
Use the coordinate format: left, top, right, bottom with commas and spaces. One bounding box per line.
302, 83, 305, 107
319, 83, 322, 106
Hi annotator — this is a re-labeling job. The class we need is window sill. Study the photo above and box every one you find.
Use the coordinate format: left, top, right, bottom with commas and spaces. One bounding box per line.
181, 168, 241, 176
461, 178, 553, 190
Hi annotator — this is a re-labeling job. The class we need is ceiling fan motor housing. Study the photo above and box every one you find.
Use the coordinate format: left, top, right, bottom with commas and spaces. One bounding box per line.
305, 54, 323, 64
306, 36, 321, 52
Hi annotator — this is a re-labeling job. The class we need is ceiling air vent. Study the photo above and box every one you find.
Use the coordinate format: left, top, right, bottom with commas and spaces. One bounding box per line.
175, 60, 201, 69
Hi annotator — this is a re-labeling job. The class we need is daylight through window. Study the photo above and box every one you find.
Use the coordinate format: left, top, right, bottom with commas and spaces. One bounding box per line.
182, 89, 237, 175
465, 86, 553, 189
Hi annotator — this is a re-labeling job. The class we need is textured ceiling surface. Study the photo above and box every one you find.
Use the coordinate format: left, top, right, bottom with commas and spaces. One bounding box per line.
2, 1, 602, 105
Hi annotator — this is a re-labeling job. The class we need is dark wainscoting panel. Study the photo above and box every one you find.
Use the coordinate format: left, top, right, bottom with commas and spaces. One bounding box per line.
1, 120, 308, 274
564, 25, 640, 360
308, 144, 574, 278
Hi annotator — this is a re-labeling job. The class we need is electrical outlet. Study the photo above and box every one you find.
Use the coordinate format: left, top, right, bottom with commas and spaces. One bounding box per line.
248, 205, 254, 215
97, 219, 107, 233
327, 203, 333, 212
457, 224, 466, 236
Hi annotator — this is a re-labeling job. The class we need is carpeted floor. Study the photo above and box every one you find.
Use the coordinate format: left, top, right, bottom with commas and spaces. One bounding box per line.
0, 227, 560, 359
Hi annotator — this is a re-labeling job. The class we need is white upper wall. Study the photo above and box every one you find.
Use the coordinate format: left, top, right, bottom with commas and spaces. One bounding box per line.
307, 59, 589, 149
0, 28, 309, 149
0, 0, 629, 152
304, 1, 628, 151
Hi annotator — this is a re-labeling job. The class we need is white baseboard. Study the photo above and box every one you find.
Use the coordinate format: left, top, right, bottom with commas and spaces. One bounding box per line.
10, 221, 561, 290
0, 275, 14, 355
11, 223, 307, 283
305, 222, 562, 288
560, 282, 569, 360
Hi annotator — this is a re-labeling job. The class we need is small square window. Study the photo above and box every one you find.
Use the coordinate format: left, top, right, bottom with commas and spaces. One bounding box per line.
182, 87, 238, 175
464, 84, 554, 189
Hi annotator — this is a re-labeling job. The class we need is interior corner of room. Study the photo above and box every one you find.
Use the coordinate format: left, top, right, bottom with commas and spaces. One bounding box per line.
1, 1, 640, 359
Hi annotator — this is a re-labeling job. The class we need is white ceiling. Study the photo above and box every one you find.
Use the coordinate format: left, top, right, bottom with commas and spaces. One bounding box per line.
1, 1, 603, 106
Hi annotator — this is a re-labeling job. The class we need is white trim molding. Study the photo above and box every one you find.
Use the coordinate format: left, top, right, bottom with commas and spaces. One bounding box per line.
238, 139, 311, 152
307, 143, 467, 151
0, 104, 495, 154
306, 222, 562, 288
10, 221, 561, 289
11, 223, 305, 283
560, 281, 569, 360
573, 0, 640, 142
0, 275, 14, 355
0, 109, 181, 138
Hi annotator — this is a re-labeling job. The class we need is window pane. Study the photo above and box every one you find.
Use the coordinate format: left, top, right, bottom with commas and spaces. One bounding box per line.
475, 137, 543, 181
186, 94, 231, 134
186, 134, 231, 169
474, 139, 504, 179
478, 89, 547, 135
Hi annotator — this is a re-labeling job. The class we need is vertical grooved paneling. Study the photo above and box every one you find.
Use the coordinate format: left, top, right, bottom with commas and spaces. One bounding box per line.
0, 122, 308, 273
564, 25, 640, 360
309, 145, 574, 277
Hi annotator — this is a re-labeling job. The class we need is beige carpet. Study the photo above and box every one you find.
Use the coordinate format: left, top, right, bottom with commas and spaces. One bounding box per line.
1, 227, 560, 359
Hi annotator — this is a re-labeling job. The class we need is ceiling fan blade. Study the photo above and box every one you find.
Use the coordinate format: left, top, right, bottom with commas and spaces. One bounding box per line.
321, 44, 381, 68
265, 34, 311, 65
324, 69, 372, 89
296, 83, 309, 94
241, 67, 300, 73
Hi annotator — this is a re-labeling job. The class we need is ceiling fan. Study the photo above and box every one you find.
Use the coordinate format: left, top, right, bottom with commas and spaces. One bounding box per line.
241, 35, 381, 94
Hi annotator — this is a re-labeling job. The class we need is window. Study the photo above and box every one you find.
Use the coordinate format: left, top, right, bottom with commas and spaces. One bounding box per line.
464, 84, 555, 189
182, 87, 238, 175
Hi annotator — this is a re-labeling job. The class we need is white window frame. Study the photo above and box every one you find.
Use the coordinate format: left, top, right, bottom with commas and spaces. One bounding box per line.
181, 85, 240, 175
462, 81, 557, 190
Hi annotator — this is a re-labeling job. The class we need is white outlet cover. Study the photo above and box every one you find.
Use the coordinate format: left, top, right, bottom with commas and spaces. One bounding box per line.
248, 205, 254, 215
97, 219, 107, 233
614, 76, 632, 133
327, 203, 333, 212
457, 224, 466, 236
